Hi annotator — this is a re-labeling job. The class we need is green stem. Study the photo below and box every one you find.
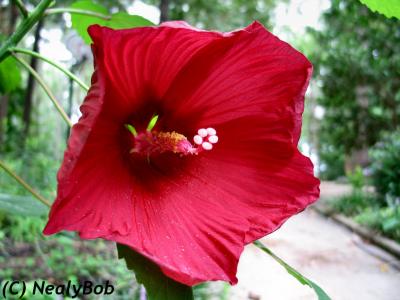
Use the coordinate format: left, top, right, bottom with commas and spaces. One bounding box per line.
13, 0, 29, 18
0, 0, 54, 63
253, 240, 331, 300
12, 53, 73, 128
0, 160, 51, 208
11, 47, 89, 91
46, 7, 111, 20
253, 241, 293, 270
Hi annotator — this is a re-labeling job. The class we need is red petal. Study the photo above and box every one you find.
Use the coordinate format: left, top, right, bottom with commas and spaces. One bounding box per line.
86, 23, 223, 120
105, 180, 249, 285
201, 115, 320, 243
164, 21, 311, 144
43, 84, 134, 237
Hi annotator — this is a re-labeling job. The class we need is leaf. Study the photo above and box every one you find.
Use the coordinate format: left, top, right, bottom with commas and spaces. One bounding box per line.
0, 57, 21, 94
71, 0, 109, 44
359, 0, 400, 19
0, 193, 48, 216
117, 243, 194, 300
107, 12, 154, 29
253, 241, 331, 300
70, 0, 154, 44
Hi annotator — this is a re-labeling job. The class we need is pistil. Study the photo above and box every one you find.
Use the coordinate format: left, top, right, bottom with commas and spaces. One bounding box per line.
125, 119, 218, 157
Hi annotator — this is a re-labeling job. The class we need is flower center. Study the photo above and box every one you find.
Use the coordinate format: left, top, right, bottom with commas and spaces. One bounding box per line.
125, 116, 218, 157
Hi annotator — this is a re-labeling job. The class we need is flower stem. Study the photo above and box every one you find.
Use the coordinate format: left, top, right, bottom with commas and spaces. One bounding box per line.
13, 0, 29, 18
45, 7, 111, 20
12, 53, 73, 128
253, 240, 331, 300
10, 47, 89, 91
0, 160, 51, 208
0, 0, 54, 63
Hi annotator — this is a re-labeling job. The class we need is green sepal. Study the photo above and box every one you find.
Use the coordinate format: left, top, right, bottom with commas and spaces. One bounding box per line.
117, 243, 194, 300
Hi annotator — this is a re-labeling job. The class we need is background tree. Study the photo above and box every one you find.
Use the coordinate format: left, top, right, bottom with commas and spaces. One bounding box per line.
309, 0, 400, 179
146, 0, 283, 30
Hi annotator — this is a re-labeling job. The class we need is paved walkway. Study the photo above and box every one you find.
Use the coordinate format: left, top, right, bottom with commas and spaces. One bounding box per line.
229, 182, 400, 300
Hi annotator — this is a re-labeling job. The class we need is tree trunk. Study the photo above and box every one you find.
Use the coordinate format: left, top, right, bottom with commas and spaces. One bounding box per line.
159, 0, 169, 23
0, 3, 18, 147
22, 20, 44, 140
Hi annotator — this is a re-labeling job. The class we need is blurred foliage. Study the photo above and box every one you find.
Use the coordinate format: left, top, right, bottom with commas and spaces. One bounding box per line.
346, 166, 365, 192
355, 205, 400, 243
329, 148, 400, 242
310, 0, 400, 179
318, 146, 345, 180
0, 213, 141, 299
370, 129, 400, 202
331, 192, 375, 216
330, 168, 376, 216
0, 128, 63, 200
0, 89, 25, 152
0, 193, 48, 216
332, 190, 400, 243
145, 0, 285, 30
0, 212, 228, 299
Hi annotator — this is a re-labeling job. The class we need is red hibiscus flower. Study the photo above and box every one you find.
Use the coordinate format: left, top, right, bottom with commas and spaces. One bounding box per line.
43, 21, 320, 286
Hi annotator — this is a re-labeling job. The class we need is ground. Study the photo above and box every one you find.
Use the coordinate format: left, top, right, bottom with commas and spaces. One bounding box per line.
230, 182, 400, 300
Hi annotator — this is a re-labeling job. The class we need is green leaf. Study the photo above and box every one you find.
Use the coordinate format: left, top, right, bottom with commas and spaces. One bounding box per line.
253, 241, 331, 300
107, 12, 154, 29
359, 0, 400, 19
0, 57, 21, 94
71, 0, 109, 44
0, 193, 48, 216
117, 243, 194, 300
70, 0, 154, 44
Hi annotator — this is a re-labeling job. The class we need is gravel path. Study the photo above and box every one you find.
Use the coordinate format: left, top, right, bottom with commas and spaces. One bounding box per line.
229, 182, 400, 300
